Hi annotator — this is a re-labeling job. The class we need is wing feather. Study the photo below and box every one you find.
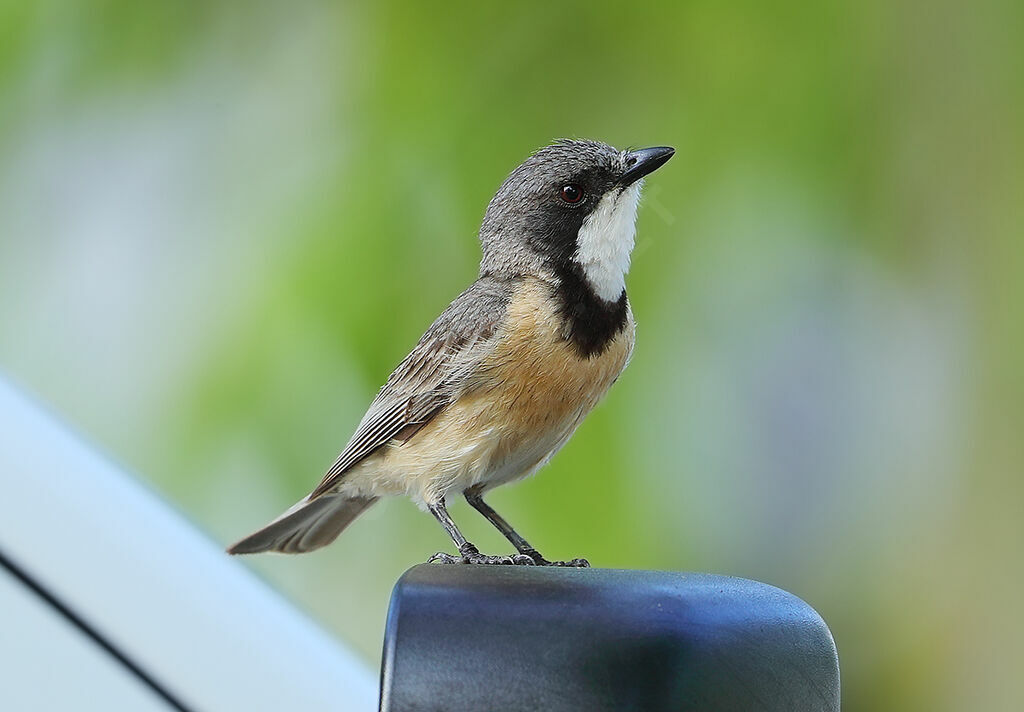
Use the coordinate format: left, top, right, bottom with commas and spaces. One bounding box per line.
309, 277, 511, 498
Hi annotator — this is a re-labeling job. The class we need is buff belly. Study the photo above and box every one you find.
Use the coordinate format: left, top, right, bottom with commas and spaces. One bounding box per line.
338, 278, 635, 506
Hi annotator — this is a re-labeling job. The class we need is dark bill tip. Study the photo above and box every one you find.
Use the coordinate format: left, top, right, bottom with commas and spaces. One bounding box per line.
620, 146, 675, 186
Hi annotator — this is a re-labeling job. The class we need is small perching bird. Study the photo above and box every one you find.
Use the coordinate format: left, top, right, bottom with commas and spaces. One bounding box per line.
229, 139, 674, 566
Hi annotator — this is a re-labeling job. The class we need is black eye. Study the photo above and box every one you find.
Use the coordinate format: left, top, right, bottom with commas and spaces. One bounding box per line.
560, 184, 584, 204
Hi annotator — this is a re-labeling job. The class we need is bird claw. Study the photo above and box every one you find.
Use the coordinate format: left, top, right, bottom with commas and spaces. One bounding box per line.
427, 551, 463, 565
427, 551, 589, 567
427, 551, 525, 565
465, 553, 516, 565
519, 550, 591, 567
550, 557, 590, 568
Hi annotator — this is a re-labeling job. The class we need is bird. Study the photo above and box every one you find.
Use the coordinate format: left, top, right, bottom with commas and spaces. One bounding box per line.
228, 139, 674, 566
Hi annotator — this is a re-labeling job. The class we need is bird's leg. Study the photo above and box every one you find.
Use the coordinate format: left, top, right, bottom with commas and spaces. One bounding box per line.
426, 499, 516, 565
464, 489, 546, 565
464, 487, 589, 567
428, 500, 477, 557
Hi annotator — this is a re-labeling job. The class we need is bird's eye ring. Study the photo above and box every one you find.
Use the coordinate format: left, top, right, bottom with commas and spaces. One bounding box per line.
560, 184, 584, 204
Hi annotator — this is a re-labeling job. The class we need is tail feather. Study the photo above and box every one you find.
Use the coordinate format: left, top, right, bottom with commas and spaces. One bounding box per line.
228, 494, 377, 555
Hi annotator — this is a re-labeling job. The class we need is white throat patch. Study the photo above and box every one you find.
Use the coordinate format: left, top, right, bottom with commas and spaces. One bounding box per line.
572, 182, 642, 302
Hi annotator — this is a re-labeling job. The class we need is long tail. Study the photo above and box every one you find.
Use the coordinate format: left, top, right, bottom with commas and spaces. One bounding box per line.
228, 494, 378, 555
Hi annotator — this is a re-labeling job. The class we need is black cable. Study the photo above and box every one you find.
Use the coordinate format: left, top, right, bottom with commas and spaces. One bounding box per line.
0, 545, 194, 712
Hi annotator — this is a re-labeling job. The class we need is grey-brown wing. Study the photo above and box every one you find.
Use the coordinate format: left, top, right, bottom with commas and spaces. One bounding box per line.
309, 277, 511, 498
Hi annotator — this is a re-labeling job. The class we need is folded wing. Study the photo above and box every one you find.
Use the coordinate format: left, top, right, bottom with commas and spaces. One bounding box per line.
309, 276, 511, 498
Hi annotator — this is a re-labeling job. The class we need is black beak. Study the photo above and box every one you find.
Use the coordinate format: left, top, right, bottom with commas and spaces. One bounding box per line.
620, 146, 675, 186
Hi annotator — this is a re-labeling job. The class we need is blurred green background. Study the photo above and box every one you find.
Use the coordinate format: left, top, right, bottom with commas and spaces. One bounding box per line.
1, 1, 1021, 709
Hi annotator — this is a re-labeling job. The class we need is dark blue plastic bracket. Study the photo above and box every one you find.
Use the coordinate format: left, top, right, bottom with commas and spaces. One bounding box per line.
380, 565, 839, 711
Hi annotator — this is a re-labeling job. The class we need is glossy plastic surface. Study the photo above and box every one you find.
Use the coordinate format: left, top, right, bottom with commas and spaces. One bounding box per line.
380, 564, 839, 712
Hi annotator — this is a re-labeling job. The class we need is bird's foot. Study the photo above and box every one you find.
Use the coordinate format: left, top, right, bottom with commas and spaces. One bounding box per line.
427, 551, 536, 565
426, 551, 463, 564
548, 557, 591, 568
464, 552, 516, 565
518, 548, 590, 568
427, 543, 586, 566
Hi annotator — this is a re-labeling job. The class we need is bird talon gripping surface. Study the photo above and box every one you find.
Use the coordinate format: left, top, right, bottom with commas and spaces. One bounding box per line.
428, 551, 521, 565
464, 553, 517, 565
548, 557, 591, 568
227, 140, 674, 562
426, 552, 462, 565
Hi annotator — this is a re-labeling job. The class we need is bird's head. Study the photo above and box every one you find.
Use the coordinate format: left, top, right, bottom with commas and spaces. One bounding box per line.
478, 139, 674, 302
